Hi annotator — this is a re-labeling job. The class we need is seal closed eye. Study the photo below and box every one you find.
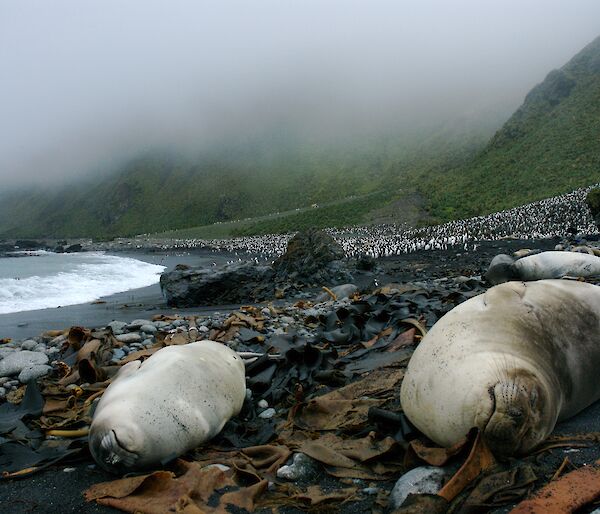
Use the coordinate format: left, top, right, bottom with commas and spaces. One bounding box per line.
400, 279, 600, 456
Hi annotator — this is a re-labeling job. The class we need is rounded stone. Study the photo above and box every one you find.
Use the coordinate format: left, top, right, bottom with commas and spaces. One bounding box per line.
19, 364, 52, 383
0, 351, 49, 377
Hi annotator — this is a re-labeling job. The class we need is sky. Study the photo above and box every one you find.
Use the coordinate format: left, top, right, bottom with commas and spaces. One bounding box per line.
1, 0, 599, 188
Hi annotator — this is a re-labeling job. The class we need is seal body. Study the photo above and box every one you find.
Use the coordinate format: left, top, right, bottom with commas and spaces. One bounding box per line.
89, 340, 246, 473
486, 251, 600, 285
400, 280, 600, 456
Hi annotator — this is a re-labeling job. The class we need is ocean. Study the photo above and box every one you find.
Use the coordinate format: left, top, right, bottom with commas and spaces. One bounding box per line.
0, 251, 166, 315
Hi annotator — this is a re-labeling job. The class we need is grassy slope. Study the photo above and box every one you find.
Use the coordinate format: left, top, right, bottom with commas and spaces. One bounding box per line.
421, 36, 600, 222
0, 121, 493, 239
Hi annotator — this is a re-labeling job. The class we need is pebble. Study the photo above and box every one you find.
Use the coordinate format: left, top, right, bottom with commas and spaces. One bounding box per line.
140, 324, 157, 334
258, 399, 269, 409
115, 333, 142, 343
276, 453, 318, 481
49, 335, 67, 347
172, 319, 187, 327
0, 348, 16, 359
142, 339, 154, 347
0, 351, 49, 376
0, 387, 5, 398
19, 364, 52, 383
389, 466, 447, 509
63, 467, 76, 473
20, 340, 38, 351
107, 321, 128, 334
198, 325, 209, 333
34, 344, 47, 353
258, 407, 276, 419
111, 349, 126, 361
0, 377, 9, 385
362, 487, 379, 495
126, 319, 153, 330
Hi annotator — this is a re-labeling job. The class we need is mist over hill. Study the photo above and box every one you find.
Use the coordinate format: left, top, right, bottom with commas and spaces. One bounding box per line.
423, 35, 600, 222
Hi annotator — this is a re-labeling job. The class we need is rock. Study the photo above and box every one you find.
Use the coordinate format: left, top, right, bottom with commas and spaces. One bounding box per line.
0, 387, 5, 398
107, 321, 127, 334
258, 407, 276, 419
115, 333, 142, 343
258, 399, 269, 409
142, 338, 154, 347
198, 325, 209, 333
34, 344, 47, 353
276, 453, 319, 481
315, 283, 359, 302
20, 340, 38, 351
18, 364, 51, 383
272, 229, 348, 284
64, 243, 83, 253
0, 348, 16, 359
0, 377, 9, 385
160, 262, 274, 307
111, 349, 126, 361
140, 324, 157, 334
126, 319, 153, 330
389, 466, 447, 510
49, 335, 67, 347
0, 351, 49, 377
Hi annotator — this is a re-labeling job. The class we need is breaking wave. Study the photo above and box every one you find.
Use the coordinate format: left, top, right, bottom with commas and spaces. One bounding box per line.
0, 252, 165, 314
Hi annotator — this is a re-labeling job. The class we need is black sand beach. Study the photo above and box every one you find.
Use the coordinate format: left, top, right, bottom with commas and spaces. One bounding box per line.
2, 237, 600, 514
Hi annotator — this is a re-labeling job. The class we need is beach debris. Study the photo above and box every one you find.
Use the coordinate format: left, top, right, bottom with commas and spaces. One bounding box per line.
510, 461, 600, 513
85, 460, 267, 513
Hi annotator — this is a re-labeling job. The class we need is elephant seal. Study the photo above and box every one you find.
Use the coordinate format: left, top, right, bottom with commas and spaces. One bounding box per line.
89, 340, 246, 473
400, 280, 600, 456
486, 250, 600, 285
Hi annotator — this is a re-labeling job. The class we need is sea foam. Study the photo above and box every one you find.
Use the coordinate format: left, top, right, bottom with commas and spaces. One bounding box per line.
0, 252, 166, 314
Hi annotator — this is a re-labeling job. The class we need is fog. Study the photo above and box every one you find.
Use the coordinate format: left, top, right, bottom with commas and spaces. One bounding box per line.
1, 0, 599, 188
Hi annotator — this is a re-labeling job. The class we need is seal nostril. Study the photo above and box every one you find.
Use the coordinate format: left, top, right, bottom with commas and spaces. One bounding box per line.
508, 407, 523, 419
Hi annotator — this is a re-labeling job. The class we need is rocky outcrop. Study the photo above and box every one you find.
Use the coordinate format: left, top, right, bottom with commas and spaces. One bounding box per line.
161, 229, 358, 307
273, 229, 350, 285
160, 262, 274, 307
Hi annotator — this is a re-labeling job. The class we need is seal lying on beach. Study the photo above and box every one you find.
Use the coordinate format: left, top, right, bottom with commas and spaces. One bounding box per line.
400, 279, 600, 456
89, 340, 246, 473
485, 250, 600, 285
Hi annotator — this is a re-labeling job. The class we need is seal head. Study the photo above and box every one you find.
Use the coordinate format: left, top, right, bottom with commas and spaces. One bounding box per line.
474, 370, 556, 456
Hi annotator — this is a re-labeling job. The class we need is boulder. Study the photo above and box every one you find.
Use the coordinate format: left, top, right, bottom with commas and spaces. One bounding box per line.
273, 229, 351, 285
160, 262, 273, 307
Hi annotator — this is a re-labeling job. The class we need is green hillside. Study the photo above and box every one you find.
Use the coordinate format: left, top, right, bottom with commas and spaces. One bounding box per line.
422, 35, 600, 222
0, 122, 492, 239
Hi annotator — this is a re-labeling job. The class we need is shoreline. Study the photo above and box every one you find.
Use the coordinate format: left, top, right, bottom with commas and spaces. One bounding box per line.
2, 235, 600, 512
0, 249, 237, 341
